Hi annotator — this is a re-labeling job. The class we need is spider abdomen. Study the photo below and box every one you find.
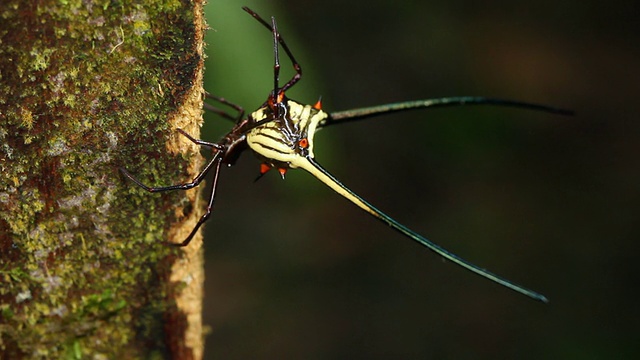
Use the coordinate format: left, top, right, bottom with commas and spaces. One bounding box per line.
247, 99, 327, 168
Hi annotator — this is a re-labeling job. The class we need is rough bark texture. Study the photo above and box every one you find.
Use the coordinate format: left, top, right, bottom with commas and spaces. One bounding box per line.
0, 0, 206, 358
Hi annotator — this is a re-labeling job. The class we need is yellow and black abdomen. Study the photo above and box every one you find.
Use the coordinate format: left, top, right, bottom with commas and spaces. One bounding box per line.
246, 99, 328, 169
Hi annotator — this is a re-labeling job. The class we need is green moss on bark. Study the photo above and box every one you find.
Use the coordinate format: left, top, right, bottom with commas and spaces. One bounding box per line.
0, 0, 205, 358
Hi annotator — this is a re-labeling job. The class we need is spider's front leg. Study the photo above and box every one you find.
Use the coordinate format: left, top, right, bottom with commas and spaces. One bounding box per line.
120, 129, 222, 192
120, 128, 229, 247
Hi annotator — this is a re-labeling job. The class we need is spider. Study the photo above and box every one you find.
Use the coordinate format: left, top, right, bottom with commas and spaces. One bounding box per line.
121, 7, 572, 302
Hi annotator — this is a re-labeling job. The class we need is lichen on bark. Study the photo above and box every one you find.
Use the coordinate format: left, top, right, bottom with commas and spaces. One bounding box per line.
0, 0, 206, 358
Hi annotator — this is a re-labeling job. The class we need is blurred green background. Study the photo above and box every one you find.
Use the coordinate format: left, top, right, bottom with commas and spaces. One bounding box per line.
200, 1, 638, 358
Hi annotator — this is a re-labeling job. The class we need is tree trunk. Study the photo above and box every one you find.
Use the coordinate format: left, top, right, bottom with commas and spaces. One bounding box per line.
0, 1, 206, 358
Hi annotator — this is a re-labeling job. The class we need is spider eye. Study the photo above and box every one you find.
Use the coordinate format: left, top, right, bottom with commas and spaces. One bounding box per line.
298, 138, 309, 149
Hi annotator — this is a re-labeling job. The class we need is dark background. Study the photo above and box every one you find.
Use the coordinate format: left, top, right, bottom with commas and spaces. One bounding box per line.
200, 1, 638, 358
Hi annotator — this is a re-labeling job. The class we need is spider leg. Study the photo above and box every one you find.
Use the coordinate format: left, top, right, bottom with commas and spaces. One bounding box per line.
203, 104, 237, 122
242, 6, 302, 93
171, 155, 224, 247
119, 150, 221, 193
176, 128, 223, 149
204, 92, 245, 122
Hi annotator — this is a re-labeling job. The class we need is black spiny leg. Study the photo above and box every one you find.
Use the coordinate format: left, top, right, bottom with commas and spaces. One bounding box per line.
119, 129, 222, 193
242, 6, 302, 94
172, 156, 224, 247
120, 128, 227, 247
204, 92, 245, 122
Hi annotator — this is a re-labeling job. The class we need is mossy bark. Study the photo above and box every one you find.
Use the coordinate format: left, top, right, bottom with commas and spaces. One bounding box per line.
0, 0, 206, 358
